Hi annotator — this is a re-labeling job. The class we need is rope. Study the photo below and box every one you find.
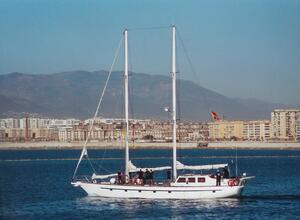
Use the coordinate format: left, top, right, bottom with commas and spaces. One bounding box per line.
177, 28, 212, 117
176, 28, 215, 163
72, 35, 123, 179
87, 156, 97, 174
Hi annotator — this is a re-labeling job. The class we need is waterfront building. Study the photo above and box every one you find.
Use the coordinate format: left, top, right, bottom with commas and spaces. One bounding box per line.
0, 120, 6, 129
0, 118, 19, 129
296, 118, 300, 141
57, 120, 208, 143
0, 117, 80, 130
177, 122, 208, 141
0, 129, 5, 141
3, 128, 58, 141
208, 120, 244, 140
58, 125, 122, 142
19, 118, 53, 129
271, 109, 300, 141
47, 118, 80, 129
243, 120, 271, 141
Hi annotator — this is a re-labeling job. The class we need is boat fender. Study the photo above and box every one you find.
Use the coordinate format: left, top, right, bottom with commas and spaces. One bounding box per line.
110, 178, 116, 184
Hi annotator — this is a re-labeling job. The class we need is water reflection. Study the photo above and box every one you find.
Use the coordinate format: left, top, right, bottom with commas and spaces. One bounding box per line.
76, 196, 242, 216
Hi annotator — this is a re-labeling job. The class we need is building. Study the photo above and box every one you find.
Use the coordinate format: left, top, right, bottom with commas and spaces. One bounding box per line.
271, 109, 300, 141
0, 129, 5, 141
208, 120, 244, 140
0, 118, 19, 129
296, 117, 300, 141
2, 128, 58, 141
243, 120, 271, 141
47, 118, 80, 129
57, 120, 208, 143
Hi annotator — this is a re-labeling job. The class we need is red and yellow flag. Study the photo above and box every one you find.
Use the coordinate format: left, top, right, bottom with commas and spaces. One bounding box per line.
210, 111, 220, 121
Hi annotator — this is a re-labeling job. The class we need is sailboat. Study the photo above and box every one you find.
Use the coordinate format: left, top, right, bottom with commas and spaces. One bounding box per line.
71, 25, 254, 199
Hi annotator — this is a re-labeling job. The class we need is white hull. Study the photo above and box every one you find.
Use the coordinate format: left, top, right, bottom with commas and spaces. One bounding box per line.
72, 182, 244, 199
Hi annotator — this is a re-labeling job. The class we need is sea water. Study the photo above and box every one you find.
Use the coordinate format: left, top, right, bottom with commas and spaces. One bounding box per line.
1, 149, 300, 219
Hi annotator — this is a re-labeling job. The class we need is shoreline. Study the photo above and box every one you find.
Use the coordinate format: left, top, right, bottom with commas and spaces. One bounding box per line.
0, 141, 300, 150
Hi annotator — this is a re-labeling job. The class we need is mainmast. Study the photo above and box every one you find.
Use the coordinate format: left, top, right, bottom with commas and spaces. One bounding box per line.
172, 25, 177, 180
124, 29, 129, 178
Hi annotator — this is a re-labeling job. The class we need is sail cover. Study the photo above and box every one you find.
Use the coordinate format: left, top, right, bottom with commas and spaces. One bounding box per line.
176, 161, 228, 170
92, 173, 117, 180
128, 160, 171, 172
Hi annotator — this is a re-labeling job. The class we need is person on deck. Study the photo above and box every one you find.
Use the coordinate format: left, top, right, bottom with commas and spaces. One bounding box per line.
145, 169, 150, 184
137, 169, 144, 184
216, 170, 221, 186
149, 169, 154, 185
222, 167, 229, 179
117, 171, 122, 184
120, 172, 126, 184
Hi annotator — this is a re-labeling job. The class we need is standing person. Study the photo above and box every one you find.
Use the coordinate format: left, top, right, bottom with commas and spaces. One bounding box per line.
223, 167, 229, 179
216, 170, 221, 186
149, 169, 154, 185
121, 172, 126, 184
145, 169, 150, 185
117, 171, 122, 184
137, 169, 144, 184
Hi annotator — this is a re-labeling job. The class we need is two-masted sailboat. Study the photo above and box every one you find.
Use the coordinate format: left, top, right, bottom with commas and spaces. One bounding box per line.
71, 25, 254, 199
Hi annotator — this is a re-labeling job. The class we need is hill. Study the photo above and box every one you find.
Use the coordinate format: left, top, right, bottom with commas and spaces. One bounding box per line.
0, 71, 286, 121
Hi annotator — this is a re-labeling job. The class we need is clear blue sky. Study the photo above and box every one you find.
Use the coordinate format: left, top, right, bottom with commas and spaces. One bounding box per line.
0, 0, 299, 106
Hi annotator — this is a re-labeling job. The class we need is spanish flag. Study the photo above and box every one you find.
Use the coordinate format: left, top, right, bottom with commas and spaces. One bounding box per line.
211, 111, 220, 121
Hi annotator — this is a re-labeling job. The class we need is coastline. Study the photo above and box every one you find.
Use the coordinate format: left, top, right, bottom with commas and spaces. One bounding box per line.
0, 141, 300, 150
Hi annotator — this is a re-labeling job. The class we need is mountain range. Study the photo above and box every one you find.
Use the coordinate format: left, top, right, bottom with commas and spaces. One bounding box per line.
0, 70, 287, 121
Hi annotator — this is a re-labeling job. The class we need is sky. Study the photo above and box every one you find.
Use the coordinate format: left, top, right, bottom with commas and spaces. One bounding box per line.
0, 0, 299, 106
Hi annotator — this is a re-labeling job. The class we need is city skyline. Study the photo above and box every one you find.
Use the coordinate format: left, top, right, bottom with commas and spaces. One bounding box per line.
1, 0, 299, 106
1, 108, 300, 142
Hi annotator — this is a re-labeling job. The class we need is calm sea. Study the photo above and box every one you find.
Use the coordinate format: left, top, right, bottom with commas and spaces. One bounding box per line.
1, 148, 300, 219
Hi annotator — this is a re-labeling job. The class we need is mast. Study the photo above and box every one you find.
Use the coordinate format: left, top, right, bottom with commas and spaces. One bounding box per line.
172, 25, 177, 180
124, 29, 130, 178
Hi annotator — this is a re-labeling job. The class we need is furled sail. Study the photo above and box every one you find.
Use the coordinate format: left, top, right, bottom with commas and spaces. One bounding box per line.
128, 160, 171, 172
176, 161, 228, 170
91, 173, 117, 180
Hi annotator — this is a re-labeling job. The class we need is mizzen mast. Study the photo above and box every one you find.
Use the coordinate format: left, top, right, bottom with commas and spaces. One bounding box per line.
124, 29, 130, 178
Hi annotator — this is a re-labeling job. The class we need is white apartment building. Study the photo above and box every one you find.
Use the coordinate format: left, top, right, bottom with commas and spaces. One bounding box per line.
296, 117, 300, 141
271, 109, 300, 141
19, 118, 43, 129
0, 120, 6, 129
0, 118, 81, 129
58, 127, 122, 142
47, 118, 80, 129
243, 120, 271, 141
0, 118, 19, 129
